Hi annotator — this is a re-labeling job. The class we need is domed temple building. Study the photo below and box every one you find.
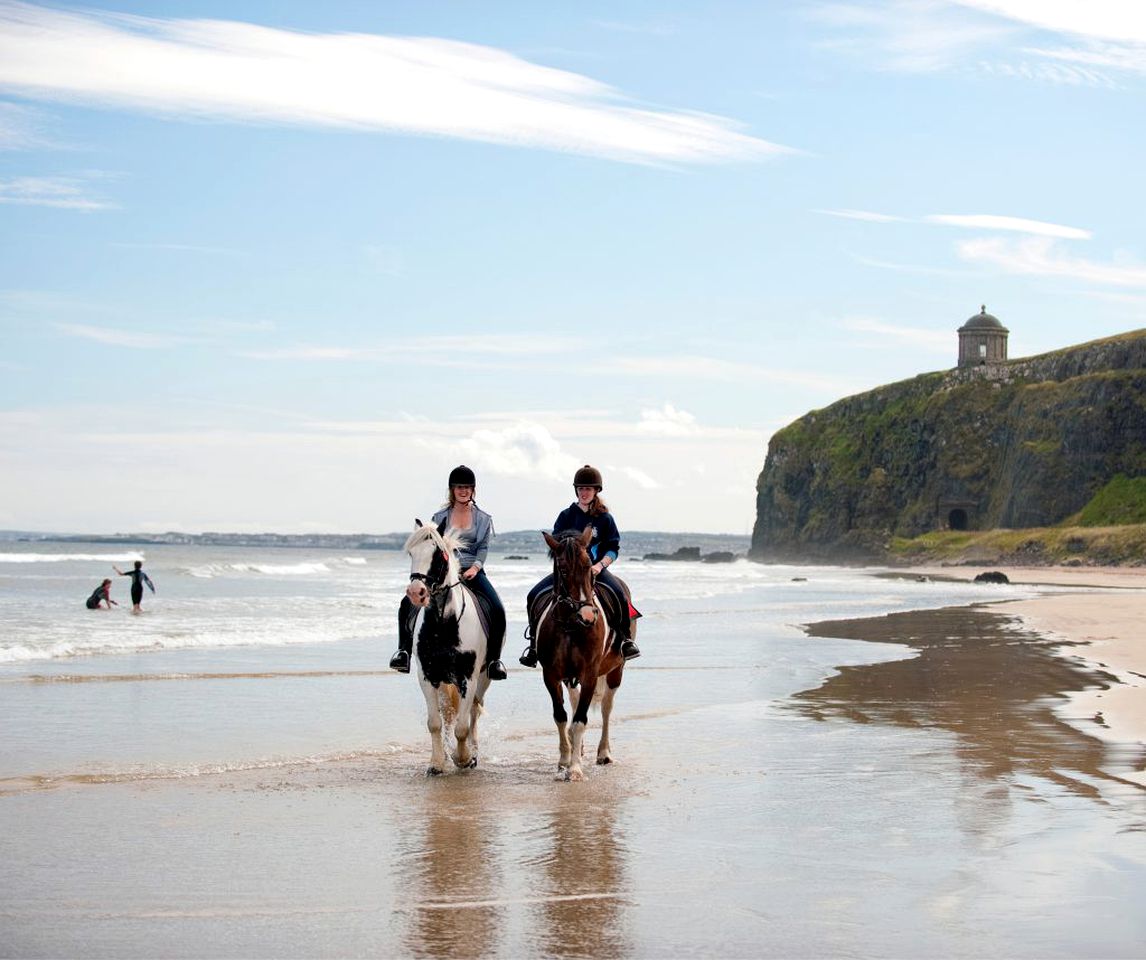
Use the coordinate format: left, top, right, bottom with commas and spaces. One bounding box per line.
957, 305, 1008, 367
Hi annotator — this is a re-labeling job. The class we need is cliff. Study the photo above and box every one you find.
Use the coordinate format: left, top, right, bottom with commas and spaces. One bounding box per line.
751, 329, 1146, 561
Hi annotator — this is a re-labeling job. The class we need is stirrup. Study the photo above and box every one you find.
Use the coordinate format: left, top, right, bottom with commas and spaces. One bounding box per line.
519, 645, 538, 668
619, 639, 641, 661
389, 650, 411, 673
487, 660, 508, 680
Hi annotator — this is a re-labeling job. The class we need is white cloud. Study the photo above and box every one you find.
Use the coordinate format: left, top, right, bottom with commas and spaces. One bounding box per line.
613, 465, 661, 489
53, 322, 194, 348
0, 174, 112, 209
636, 403, 699, 436
0, 2, 790, 165
838, 316, 951, 351
816, 208, 909, 223
812, 0, 1016, 72
949, 1, 1146, 45
925, 213, 1091, 239
0, 100, 50, 149
446, 420, 580, 483
956, 236, 1146, 288
240, 332, 579, 363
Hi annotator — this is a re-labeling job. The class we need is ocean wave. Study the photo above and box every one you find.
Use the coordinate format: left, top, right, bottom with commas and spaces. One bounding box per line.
341, 557, 368, 565
0, 551, 145, 564
184, 561, 333, 578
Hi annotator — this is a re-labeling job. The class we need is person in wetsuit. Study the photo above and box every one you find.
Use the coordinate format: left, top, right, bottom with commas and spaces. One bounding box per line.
389, 465, 508, 680
520, 464, 641, 667
113, 560, 153, 614
85, 578, 117, 610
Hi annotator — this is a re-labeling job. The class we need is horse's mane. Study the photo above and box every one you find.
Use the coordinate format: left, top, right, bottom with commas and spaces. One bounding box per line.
547, 529, 589, 561
404, 523, 461, 556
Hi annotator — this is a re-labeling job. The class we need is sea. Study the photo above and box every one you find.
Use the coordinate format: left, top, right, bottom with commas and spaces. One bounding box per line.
3, 535, 1145, 958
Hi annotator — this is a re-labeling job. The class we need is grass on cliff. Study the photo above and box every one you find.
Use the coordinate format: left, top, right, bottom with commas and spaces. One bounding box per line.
887, 523, 1146, 566
1075, 473, 1146, 526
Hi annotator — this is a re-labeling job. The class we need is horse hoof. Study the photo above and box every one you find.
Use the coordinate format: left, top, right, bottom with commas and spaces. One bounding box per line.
567, 768, 585, 783
426, 766, 444, 777
597, 756, 613, 765
462, 757, 478, 769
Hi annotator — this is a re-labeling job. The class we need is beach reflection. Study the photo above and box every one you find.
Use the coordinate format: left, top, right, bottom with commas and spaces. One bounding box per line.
794, 606, 1118, 797
397, 777, 504, 960
531, 784, 631, 960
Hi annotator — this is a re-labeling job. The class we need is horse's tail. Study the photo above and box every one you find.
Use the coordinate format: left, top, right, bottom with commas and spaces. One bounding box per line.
440, 684, 461, 726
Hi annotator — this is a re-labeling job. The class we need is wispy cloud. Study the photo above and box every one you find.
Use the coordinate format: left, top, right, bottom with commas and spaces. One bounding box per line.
0, 2, 790, 165
53, 322, 196, 348
240, 333, 579, 363
599, 355, 848, 392
635, 403, 699, 436
956, 236, 1146, 288
820, 206, 1090, 239
924, 213, 1091, 239
814, 0, 1142, 83
0, 100, 52, 149
0, 174, 112, 209
817, 207, 908, 223
838, 316, 951, 351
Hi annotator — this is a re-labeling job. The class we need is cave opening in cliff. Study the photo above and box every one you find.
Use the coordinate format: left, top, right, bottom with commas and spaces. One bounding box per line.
948, 508, 968, 531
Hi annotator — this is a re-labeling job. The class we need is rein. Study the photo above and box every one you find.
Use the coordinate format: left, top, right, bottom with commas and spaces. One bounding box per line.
553, 540, 597, 628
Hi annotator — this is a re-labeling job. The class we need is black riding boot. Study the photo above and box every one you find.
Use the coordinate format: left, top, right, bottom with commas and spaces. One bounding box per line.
486, 619, 508, 680
519, 626, 538, 668
613, 612, 641, 661
390, 598, 416, 673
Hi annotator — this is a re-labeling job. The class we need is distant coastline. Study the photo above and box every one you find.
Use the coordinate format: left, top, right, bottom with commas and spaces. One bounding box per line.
1, 529, 753, 557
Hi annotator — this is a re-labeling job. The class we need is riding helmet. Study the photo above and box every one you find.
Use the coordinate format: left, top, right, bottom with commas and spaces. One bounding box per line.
448, 464, 476, 487
573, 464, 603, 490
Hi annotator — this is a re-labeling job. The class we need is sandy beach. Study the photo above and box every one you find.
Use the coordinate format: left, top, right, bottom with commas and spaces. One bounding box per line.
904, 565, 1146, 781
4, 550, 1145, 958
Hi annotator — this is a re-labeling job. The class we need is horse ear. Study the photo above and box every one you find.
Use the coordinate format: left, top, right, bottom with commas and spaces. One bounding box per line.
414, 518, 423, 528
436, 518, 448, 537
543, 531, 560, 551
579, 525, 593, 547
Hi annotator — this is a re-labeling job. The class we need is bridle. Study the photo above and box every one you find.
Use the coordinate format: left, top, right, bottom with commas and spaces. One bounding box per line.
409, 542, 463, 602
552, 537, 598, 629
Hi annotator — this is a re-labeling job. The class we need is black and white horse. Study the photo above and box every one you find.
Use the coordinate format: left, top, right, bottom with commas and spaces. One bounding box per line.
404, 519, 491, 775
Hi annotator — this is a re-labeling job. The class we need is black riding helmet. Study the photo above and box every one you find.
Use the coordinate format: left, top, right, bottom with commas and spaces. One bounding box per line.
448, 464, 476, 487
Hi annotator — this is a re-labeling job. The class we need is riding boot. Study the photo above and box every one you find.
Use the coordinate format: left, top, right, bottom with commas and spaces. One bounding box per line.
519, 625, 539, 668
612, 614, 641, 661
390, 599, 416, 673
486, 625, 508, 680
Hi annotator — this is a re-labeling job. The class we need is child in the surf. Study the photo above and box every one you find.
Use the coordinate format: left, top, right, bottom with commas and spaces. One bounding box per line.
113, 560, 154, 614
85, 578, 117, 610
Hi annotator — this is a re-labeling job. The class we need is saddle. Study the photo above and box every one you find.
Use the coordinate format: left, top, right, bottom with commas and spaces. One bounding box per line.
528, 582, 634, 640
463, 581, 494, 639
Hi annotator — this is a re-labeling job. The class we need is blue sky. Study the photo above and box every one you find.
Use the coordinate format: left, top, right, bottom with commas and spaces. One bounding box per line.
1, 1, 1144, 535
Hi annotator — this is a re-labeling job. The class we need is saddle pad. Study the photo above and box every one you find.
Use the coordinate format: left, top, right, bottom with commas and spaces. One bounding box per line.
463, 582, 492, 639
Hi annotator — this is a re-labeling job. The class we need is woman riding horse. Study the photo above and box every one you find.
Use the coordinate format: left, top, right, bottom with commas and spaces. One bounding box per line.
521, 464, 640, 666
391, 465, 507, 680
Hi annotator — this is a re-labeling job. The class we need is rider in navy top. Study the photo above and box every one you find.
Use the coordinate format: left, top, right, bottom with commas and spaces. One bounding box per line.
389, 465, 508, 681
520, 464, 641, 667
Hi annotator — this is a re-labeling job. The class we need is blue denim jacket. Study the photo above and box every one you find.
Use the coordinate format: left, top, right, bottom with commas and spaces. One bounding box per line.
432, 505, 494, 570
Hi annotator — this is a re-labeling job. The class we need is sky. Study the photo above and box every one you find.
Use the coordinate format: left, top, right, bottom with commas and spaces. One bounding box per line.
1, 0, 1144, 536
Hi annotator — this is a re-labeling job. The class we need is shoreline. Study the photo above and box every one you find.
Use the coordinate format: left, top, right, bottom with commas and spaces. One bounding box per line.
902, 565, 1146, 784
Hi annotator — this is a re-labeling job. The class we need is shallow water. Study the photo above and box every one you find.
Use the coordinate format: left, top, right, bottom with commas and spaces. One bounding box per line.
2, 544, 1145, 957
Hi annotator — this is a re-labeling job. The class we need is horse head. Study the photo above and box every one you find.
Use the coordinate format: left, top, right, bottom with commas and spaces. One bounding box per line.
543, 526, 598, 627
405, 518, 459, 608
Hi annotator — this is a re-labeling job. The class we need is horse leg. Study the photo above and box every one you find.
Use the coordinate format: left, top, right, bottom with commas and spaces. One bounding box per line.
421, 679, 447, 776
467, 672, 490, 765
597, 667, 622, 765
566, 669, 598, 782
543, 667, 570, 775
452, 677, 481, 769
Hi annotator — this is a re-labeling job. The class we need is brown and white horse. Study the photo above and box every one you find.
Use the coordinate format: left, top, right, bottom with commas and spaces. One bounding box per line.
405, 520, 491, 776
534, 527, 629, 781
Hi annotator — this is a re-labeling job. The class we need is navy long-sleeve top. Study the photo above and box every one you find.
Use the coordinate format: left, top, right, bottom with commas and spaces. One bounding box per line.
552, 504, 620, 564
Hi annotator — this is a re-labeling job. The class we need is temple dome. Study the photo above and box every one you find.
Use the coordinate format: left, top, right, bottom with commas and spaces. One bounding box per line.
959, 305, 1008, 332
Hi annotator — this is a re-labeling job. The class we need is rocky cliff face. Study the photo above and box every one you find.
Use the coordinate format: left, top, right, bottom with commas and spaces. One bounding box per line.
751, 330, 1146, 560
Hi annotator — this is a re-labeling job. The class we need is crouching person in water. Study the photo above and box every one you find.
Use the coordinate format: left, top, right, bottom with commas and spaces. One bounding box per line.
86, 578, 117, 610
389, 465, 508, 680
520, 464, 640, 667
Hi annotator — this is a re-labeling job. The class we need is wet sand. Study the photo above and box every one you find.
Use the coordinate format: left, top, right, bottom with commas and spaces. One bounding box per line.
4, 579, 1146, 957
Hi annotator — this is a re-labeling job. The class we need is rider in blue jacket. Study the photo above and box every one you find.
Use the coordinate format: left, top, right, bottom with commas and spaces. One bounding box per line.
520, 464, 640, 667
